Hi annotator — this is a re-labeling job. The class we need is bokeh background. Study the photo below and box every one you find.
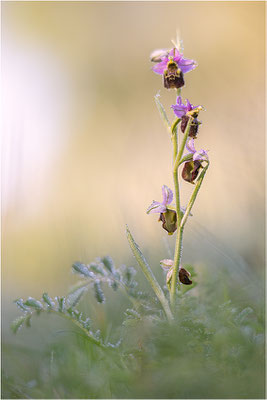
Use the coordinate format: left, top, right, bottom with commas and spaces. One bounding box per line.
2, 0, 265, 346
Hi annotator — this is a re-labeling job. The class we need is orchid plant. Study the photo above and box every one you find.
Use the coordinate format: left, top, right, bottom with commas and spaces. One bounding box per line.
12, 35, 210, 338
126, 36, 210, 317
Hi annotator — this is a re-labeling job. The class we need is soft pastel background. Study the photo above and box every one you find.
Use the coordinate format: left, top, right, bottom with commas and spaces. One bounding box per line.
2, 0, 265, 345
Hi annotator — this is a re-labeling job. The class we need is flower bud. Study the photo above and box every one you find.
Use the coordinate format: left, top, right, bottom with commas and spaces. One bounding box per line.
150, 49, 168, 63
181, 160, 202, 184
179, 267, 192, 285
159, 259, 174, 289
159, 209, 177, 234
160, 259, 174, 271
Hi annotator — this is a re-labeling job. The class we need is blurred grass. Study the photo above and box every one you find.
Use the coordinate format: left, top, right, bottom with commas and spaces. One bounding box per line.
2, 260, 265, 399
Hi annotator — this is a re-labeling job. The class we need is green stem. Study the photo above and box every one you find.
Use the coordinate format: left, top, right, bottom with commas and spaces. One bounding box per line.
171, 118, 181, 226
170, 118, 193, 307
172, 135, 177, 161
173, 117, 193, 171
178, 153, 195, 166
170, 226, 184, 308
154, 94, 171, 133
49, 310, 105, 348
173, 169, 181, 226
181, 162, 209, 228
170, 163, 209, 308
126, 226, 173, 322
69, 279, 142, 312
171, 118, 180, 160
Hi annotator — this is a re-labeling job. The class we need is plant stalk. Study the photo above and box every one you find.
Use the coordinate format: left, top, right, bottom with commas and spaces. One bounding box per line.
171, 119, 180, 225
49, 310, 105, 348
181, 162, 209, 228
170, 118, 193, 307
170, 226, 184, 308
173, 117, 193, 171
170, 162, 209, 308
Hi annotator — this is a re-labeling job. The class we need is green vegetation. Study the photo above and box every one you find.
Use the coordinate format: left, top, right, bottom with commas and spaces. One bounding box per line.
2, 254, 264, 399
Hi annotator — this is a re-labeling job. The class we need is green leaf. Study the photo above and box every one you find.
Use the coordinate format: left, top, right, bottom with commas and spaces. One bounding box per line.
67, 308, 81, 320
123, 266, 136, 285
154, 93, 171, 132
72, 262, 94, 278
11, 315, 27, 333
94, 281, 105, 303
122, 318, 140, 328
124, 308, 141, 319
25, 314, 32, 327
68, 280, 89, 295
113, 270, 121, 281
81, 317, 91, 330
235, 307, 254, 324
24, 297, 43, 311
67, 286, 87, 308
171, 117, 181, 135
89, 263, 105, 276
14, 298, 30, 312
101, 256, 115, 274
126, 225, 173, 322
56, 297, 66, 313
109, 280, 119, 291
106, 339, 121, 349
42, 293, 55, 309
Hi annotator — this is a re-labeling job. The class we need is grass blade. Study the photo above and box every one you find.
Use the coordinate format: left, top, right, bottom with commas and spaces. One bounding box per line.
126, 225, 173, 322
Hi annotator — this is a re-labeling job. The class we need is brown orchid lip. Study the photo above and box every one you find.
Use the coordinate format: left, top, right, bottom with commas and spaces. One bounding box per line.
179, 268, 192, 285
159, 209, 177, 234
181, 115, 200, 138
163, 63, 184, 89
182, 160, 202, 184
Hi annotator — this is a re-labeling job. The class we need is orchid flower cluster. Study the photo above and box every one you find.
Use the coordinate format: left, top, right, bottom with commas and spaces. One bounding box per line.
144, 39, 210, 310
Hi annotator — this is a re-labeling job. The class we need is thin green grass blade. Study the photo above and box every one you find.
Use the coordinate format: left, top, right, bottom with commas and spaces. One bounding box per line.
126, 225, 173, 322
154, 93, 171, 132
